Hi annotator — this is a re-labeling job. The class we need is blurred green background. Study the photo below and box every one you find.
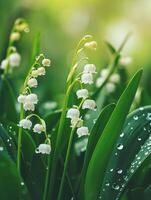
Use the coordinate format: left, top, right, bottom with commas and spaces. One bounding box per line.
0, 0, 151, 104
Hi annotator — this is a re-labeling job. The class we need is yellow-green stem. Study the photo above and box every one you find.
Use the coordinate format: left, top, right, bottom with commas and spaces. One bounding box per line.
17, 104, 24, 174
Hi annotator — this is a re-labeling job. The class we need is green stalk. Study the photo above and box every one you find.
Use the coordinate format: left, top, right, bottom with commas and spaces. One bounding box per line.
48, 79, 79, 198
17, 104, 24, 173
42, 156, 51, 200
57, 98, 85, 200
57, 127, 76, 200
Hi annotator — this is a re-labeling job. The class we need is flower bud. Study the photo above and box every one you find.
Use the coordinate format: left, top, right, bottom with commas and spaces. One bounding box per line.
106, 82, 116, 93
84, 41, 97, 50
10, 32, 21, 41
109, 74, 120, 84
26, 94, 38, 104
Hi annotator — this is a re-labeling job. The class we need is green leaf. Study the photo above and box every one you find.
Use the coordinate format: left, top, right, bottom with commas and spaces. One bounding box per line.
99, 106, 151, 200
0, 77, 18, 122
78, 103, 115, 198
105, 41, 116, 54
0, 152, 21, 200
84, 69, 143, 200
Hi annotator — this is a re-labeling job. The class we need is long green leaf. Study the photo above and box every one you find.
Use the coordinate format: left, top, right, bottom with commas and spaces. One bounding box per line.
84, 69, 143, 200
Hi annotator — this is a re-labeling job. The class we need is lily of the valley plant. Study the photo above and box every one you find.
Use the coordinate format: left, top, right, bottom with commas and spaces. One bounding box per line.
0, 18, 151, 200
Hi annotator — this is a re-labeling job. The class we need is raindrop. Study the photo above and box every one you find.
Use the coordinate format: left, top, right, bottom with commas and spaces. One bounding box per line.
120, 133, 124, 138
0, 146, 4, 151
147, 113, 151, 120
133, 115, 138, 120
117, 169, 123, 174
138, 137, 142, 141
21, 182, 25, 186
117, 144, 124, 150
112, 183, 119, 190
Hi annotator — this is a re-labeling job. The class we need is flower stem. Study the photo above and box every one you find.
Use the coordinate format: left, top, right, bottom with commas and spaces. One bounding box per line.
17, 104, 24, 174
57, 127, 76, 200
42, 155, 50, 200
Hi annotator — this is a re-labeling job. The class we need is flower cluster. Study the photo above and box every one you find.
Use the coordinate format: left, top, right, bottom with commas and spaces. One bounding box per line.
0, 18, 29, 73
18, 54, 51, 154
66, 41, 97, 138
96, 68, 121, 93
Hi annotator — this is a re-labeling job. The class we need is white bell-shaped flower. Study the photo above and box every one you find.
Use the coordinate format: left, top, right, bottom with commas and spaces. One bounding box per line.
26, 94, 38, 104
33, 124, 45, 134
81, 73, 93, 84
96, 77, 104, 88
110, 74, 120, 84
100, 68, 109, 78
27, 78, 38, 88
23, 102, 35, 111
9, 52, 21, 67
77, 126, 89, 138
120, 56, 132, 65
36, 144, 51, 154
76, 89, 88, 99
82, 99, 96, 110
42, 58, 51, 67
17, 94, 27, 103
66, 108, 80, 119
31, 69, 39, 78
83, 64, 96, 74
19, 119, 32, 130
106, 82, 116, 93
37, 67, 46, 76
0, 59, 9, 69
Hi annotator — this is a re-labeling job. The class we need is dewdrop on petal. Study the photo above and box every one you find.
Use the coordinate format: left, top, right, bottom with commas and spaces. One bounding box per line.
109, 73, 120, 84
0, 59, 9, 69
19, 119, 32, 130
35, 144, 51, 154
81, 73, 93, 84
76, 89, 88, 99
10, 32, 21, 42
27, 78, 38, 88
82, 99, 96, 110
106, 82, 116, 93
83, 64, 96, 74
96, 77, 104, 88
84, 41, 97, 50
26, 93, 38, 104
66, 108, 80, 119
9, 52, 21, 67
37, 67, 46, 76
42, 58, 51, 67
77, 126, 89, 138
33, 124, 45, 134
17, 94, 27, 104
23, 102, 35, 111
